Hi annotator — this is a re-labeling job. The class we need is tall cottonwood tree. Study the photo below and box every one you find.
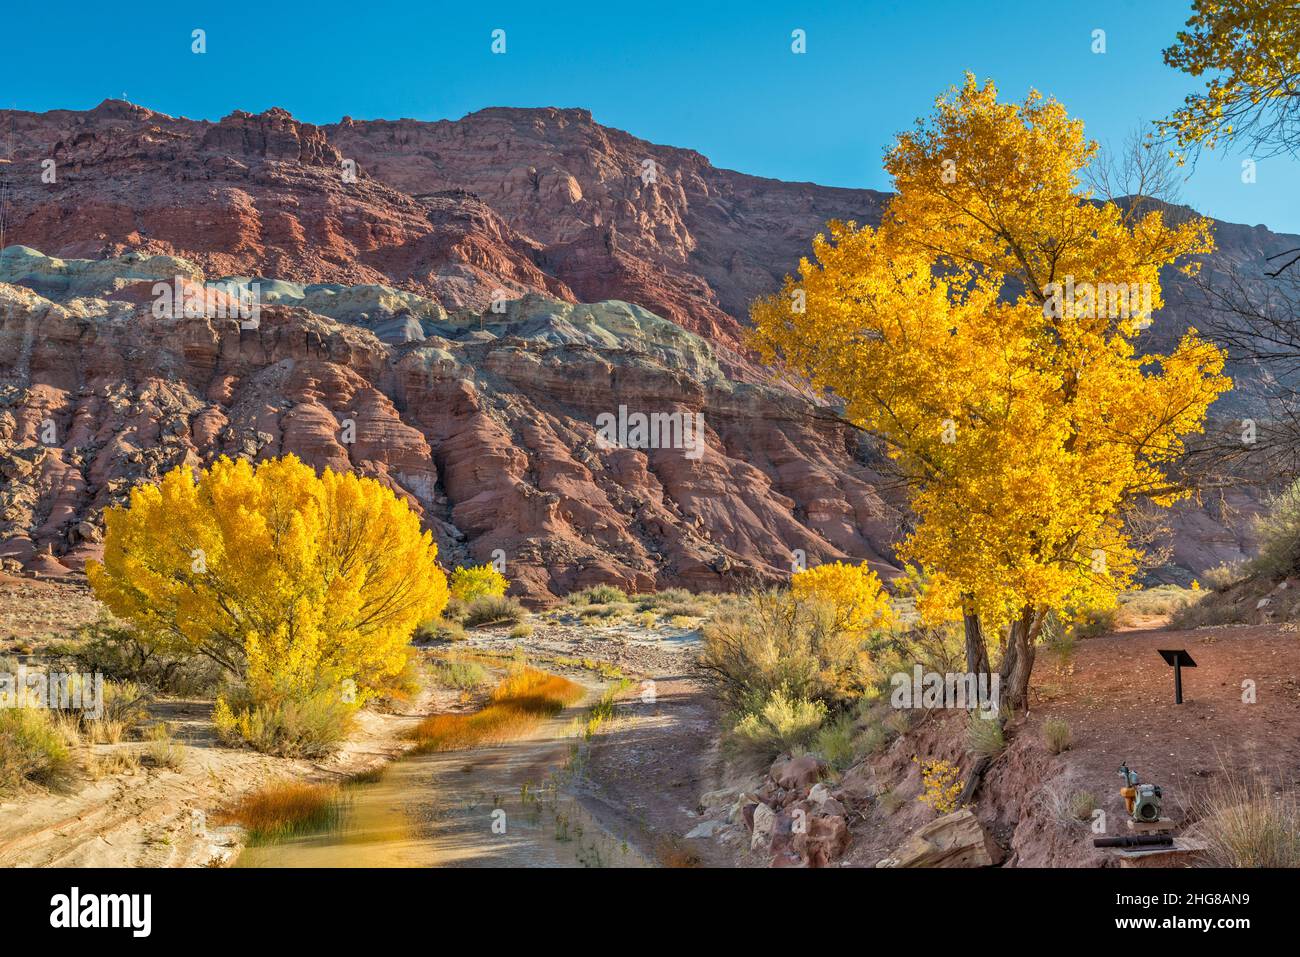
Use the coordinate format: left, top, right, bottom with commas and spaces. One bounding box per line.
1158, 0, 1300, 164
752, 76, 1231, 708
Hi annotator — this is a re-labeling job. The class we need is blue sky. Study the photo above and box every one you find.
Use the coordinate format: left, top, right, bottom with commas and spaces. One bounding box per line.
6, 0, 1297, 233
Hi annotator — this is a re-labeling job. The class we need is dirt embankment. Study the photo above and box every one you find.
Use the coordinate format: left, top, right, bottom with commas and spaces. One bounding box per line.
837, 621, 1300, 867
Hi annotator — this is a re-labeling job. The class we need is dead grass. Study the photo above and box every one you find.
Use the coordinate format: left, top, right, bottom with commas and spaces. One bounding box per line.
410, 667, 584, 752
142, 723, 186, 769
1043, 717, 1072, 754
88, 748, 141, 779
1191, 774, 1300, 867
219, 781, 344, 845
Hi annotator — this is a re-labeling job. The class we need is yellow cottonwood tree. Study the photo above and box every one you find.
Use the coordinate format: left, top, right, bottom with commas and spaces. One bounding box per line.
1159, 0, 1300, 157
88, 455, 448, 702
752, 76, 1231, 707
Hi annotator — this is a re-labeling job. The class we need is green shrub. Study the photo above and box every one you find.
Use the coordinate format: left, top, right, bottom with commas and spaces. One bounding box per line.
874, 624, 964, 679
62, 620, 221, 695
578, 601, 636, 621
860, 722, 890, 755
566, 584, 629, 606
213, 685, 355, 758
883, 709, 914, 737
813, 714, 859, 770
509, 622, 534, 640
1043, 717, 1072, 754
1041, 620, 1079, 671
1202, 560, 1248, 591
431, 659, 489, 690
1117, 585, 1204, 623
0, 706, 74, 792
728, 688, 826, 761
441, 596, 469, 623
632, 587, 694, 609
463, 595, 526, 628
415, 618, 468, 643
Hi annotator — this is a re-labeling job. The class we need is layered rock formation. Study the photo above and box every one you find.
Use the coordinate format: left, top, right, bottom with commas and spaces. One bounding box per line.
324, 107, 888, 352
1, 101, 1293, 593
0, 102, 572, 316
0, 248, 901, 598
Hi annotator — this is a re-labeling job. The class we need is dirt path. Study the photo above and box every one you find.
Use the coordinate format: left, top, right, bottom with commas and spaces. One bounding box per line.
1031, 622, 1300, 805
461, 620, 736, 866
576, 674, 735, 866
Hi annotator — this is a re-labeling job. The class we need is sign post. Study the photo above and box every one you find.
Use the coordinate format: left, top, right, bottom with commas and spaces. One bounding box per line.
1158, 649, 1197, 704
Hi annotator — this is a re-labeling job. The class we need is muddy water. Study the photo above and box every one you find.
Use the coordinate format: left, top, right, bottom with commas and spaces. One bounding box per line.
236, 706, 648, 868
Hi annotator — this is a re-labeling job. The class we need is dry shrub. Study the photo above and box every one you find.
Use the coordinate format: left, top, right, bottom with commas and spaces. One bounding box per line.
1041, 778, 1097, 827
221, 781, 343, 845
143, 722, 186, 769
1191, 775, 1300, 867
88, 748, 142, 779
81, 680, 150, 744
1070, 791, 1099, 821
1043, 717, 1072, 754
877, 788, 905, 814
653, 835, 702, 867
697, 589, 879, 712
411, 667, 583, 752
463, 595, 526, 628
0, 706, 74, 792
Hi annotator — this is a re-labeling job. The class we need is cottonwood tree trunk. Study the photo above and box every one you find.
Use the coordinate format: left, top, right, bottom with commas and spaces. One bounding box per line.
961, 596, 991, 679
999, 605, 1044, 711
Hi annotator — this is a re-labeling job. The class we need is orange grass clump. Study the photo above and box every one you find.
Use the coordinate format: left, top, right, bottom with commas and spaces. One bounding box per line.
220, 781, 343, 845
411, 667, 584, 752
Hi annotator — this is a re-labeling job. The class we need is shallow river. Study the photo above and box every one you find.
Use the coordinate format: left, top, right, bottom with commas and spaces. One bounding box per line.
236, 707, 647, 868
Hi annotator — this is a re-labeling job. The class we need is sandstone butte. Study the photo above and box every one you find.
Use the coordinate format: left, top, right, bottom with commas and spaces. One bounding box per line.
0, 102, 1282, 597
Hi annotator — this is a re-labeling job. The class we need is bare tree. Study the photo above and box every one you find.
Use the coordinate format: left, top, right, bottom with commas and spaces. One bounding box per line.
1086, 125, 1187, 217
